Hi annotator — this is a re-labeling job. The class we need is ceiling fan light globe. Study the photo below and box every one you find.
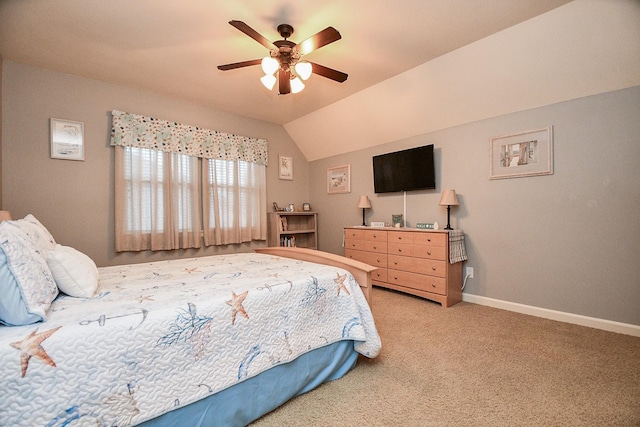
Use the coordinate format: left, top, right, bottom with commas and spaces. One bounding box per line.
295, 61, 313, 80
260, 74, 277, 90
261, 57, 279, 75
290, 77, 305, 94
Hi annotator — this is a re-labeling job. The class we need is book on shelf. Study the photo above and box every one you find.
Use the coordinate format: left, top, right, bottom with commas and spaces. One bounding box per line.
279, 236, 296, 247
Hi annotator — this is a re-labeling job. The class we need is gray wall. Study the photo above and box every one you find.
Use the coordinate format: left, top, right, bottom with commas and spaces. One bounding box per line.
1, 61, 308, 266
309, 86, 640, 326
3, 60, 639, 327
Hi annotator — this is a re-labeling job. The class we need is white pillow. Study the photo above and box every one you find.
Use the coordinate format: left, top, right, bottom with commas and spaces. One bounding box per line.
0, 222, 58, 325
6, 214, 56, 255
46, 244, 98, 298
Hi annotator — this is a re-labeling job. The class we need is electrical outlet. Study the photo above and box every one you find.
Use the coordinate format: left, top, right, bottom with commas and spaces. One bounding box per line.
465, 267, 474, 278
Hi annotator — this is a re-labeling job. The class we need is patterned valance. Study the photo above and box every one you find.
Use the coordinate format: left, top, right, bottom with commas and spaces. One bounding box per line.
110, 110, 268, 165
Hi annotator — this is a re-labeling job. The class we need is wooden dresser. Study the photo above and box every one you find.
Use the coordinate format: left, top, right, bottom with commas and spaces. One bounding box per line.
344, 226, 463, 307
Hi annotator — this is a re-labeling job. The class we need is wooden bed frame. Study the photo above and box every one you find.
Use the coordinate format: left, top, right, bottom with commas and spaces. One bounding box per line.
255, 247, 377, 303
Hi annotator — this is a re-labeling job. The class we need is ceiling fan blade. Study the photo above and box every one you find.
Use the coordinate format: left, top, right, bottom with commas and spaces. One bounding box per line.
217, 59, 262, 71
229, 20, 275, 50
278, 69, 291, 95
295, 27, 342, 55
308, 62, 348, 83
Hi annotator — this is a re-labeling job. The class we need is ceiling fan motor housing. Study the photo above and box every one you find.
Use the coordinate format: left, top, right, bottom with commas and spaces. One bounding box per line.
277, 24, 294, 39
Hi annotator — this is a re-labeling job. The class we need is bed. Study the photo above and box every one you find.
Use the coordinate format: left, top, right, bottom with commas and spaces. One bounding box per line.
0, 215, 381, 427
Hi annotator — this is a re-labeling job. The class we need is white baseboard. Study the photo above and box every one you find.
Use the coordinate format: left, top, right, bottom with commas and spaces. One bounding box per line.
462, 294, 640, 337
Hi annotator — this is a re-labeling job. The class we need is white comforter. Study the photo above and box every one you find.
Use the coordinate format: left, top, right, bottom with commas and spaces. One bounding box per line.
0, 253, 381, 426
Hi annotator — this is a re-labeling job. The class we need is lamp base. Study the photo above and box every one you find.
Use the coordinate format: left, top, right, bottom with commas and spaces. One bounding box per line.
445, 205, 453, 230
361, 208, 366, 226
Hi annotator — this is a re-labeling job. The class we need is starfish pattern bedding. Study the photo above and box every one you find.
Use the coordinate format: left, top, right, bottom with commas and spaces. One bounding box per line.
0, 253, 381, 426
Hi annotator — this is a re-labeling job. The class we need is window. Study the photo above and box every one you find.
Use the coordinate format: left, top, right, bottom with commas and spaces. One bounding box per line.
115, 147, 266, 252
111, 110, 268, 252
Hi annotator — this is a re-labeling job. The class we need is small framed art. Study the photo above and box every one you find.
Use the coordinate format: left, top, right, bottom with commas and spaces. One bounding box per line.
279, 155, 293, 180
489, 126, 553, 180
327, 165, 351, 194
50, 118, 84, 161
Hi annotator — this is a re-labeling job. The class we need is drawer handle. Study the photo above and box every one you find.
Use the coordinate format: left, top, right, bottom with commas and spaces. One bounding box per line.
373, 234, 377, 238
432, 266, 437, 271
394, 276, 398, 280
398, 248, 402, 252
427, 238, 431, 242
431, 283, 436, 288
394, 262, 398, 266
376, 258, 381, 263
427, 251, 432, 255
373, 246, 377, 250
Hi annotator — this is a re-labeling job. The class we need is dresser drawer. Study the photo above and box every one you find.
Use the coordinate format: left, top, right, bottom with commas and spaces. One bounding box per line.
388, 231, 414, 244
361, 251, 387, 268
345, 249, 387, 268
371, 268, 388, 283
364, 229, 388, 242
388, 255, 446, 278
387, 269, 447, 295
366, 240, 388, 253
413, 245, 447, 261
414, 232, 447, 247
345, 248, 364, 263
388, 242, 414, 257
345, 238, 365, 251
345, 229, 365, 240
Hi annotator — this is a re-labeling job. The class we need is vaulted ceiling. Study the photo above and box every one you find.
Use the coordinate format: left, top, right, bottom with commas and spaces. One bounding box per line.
4, 0, 636, 161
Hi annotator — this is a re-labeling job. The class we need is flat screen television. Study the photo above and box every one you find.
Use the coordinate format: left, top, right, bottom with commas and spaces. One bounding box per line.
373, 144, 435, 193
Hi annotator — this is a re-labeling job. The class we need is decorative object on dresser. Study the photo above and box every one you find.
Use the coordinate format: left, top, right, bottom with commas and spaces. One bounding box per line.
344, 227, 465, 307
268, 212, 318, 249
356, 195, 372, 226
439, 189, 459, 230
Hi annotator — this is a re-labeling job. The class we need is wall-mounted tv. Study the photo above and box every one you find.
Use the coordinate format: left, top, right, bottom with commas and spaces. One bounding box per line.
373, 144, 435, 193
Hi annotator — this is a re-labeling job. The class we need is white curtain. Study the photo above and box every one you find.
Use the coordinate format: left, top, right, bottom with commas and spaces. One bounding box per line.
115, 146, 201, 251
202, 159, 267, 246
112, 111, 269, 252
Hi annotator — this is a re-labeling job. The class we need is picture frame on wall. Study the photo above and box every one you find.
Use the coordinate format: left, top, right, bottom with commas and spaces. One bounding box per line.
327, 164, 351, 194
50, 118, 85, 161
279, 155, 293, 180
489, 126, 553, 180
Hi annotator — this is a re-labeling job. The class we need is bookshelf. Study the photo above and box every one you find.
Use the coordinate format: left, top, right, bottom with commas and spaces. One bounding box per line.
268, 212, 317, 249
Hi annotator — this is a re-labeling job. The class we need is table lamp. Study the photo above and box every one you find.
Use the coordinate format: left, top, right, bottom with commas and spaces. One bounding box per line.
439, 190, 459, 230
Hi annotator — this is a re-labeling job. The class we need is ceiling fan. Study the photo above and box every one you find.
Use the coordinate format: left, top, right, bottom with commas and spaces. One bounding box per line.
217, 20, 348, 95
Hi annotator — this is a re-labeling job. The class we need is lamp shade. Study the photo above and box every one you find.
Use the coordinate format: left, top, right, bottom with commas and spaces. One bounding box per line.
295, 61, 313, 80
357, 195, 372, 209
260, 74, 277, 90
290, 77, 305, 94
439, 189, 459, 206
261, 57, 279, 75
0, 211, 13, 221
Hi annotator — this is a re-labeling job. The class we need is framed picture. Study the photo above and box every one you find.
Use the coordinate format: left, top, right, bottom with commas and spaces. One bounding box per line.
278, 155, 293, 180
50, 118, 84, 161
327, 164, 351, 194
489, 126, 553, 180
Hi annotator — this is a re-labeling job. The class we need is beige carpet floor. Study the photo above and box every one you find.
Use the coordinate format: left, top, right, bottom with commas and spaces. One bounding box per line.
251, 287, 640, 426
